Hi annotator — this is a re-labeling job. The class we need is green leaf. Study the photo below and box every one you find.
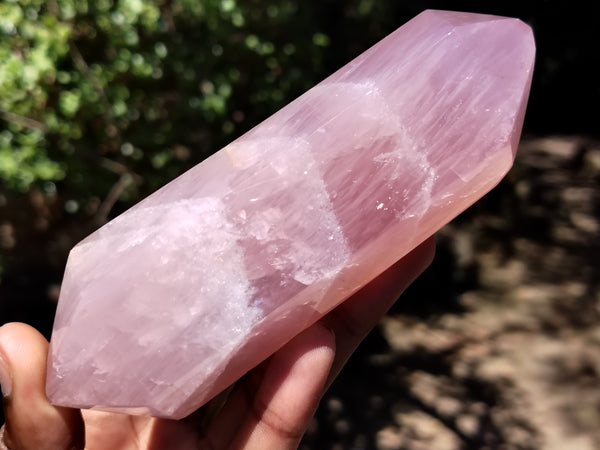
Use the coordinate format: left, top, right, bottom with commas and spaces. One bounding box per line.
58, 90, 81, 117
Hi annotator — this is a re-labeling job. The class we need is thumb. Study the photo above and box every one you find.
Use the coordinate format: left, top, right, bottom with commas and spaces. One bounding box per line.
0, 323, 84, 450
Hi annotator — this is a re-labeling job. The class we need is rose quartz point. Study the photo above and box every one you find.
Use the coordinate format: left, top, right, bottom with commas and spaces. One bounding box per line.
46, 10, 535, 419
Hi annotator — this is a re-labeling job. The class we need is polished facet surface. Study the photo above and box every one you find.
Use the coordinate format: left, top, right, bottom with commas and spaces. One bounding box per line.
46, 10, 535, 419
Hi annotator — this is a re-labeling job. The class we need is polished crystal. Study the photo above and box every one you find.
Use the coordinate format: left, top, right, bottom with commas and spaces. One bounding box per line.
46, 10, 535, 419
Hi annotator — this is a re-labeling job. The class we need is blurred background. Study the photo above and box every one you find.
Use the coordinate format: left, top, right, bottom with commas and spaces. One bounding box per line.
0, 0, 598, 448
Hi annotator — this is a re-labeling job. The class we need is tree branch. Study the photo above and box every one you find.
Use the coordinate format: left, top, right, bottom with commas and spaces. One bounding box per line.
0, 108, 47, 131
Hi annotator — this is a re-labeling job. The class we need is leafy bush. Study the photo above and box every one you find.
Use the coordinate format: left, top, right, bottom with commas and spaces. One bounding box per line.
0, 0, 332, 211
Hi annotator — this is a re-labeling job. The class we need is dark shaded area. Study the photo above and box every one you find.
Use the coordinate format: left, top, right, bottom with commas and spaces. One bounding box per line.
314, 0, 599, 136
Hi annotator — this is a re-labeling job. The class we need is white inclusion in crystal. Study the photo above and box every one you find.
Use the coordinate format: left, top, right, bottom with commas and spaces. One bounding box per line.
61, 197, 263, 389
373, 146, 436, 220
224, 137, 350, 288
295, 80, 437, 226
136, 196, 263, 321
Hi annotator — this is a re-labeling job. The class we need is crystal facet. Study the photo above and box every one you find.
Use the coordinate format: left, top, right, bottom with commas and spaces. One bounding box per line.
46, 10, 535, 419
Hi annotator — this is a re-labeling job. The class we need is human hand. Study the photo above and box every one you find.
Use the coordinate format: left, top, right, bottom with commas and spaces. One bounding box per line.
0, 238, 434, 450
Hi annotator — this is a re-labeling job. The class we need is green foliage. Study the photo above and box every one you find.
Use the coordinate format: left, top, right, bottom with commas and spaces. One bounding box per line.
0, 1, 70, 190
0, 0, 332, 208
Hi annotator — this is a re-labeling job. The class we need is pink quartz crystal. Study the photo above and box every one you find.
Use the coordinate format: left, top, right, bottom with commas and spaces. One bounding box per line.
46, 10, 535, 419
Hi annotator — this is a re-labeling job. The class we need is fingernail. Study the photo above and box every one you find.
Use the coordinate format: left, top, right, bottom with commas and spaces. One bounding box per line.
0, 352, 12, 397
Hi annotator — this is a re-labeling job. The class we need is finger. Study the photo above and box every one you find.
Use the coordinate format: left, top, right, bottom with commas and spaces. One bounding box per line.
0, 323, 84, 450
208, 323, 335, 450
321, 236, 435, 383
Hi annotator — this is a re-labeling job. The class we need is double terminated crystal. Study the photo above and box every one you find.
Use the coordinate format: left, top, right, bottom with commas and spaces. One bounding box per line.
46, 10, 535, 419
